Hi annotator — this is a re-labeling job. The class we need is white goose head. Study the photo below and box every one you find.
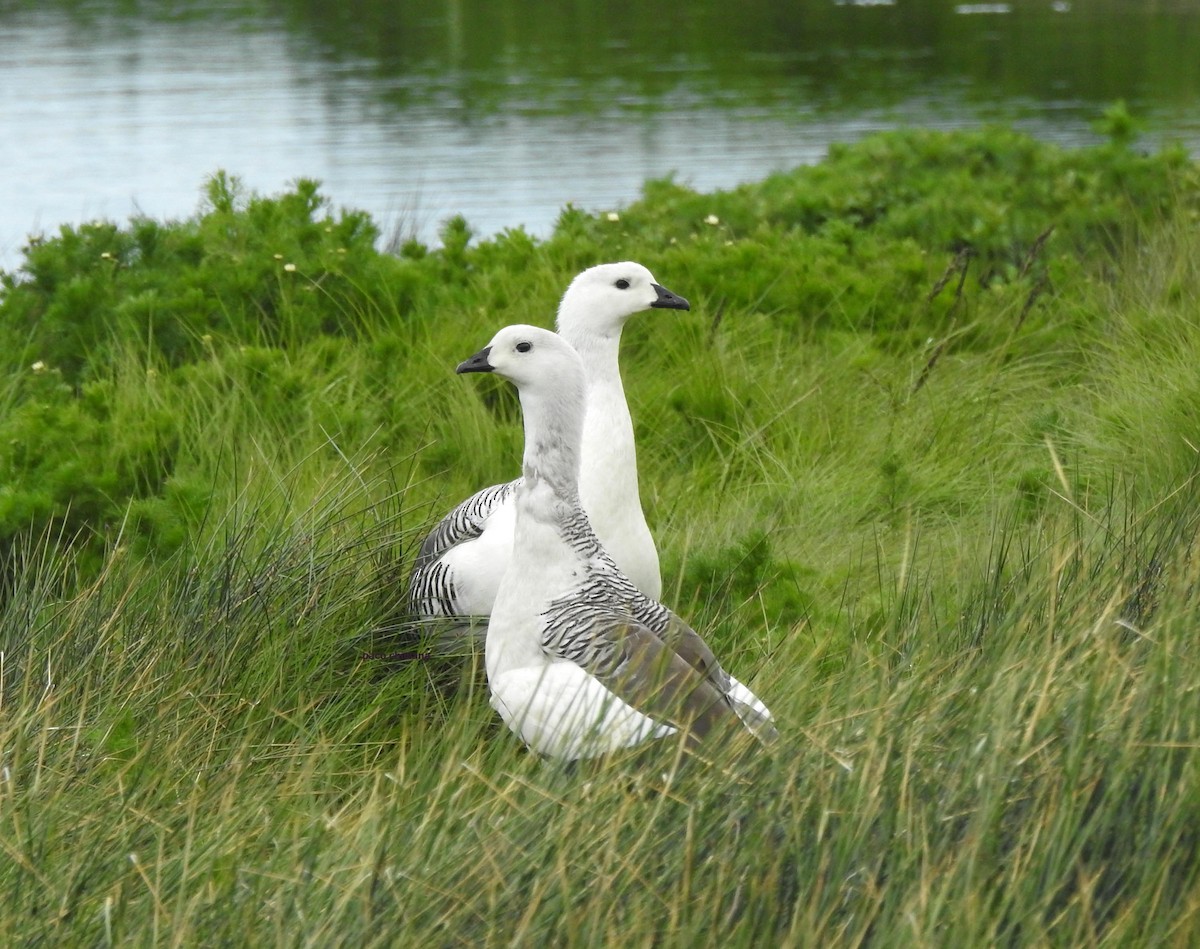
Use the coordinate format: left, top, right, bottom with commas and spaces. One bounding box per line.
555, 261, 689, 343
457, 324, 583, 395
458, 324, 588, 489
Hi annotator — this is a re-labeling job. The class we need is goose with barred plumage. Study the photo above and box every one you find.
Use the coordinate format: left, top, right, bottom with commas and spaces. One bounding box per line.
408, 262, 688, 621
456, 324, 776, 759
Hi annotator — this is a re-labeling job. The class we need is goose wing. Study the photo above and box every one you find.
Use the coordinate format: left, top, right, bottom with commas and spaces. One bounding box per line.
408, 479, 518, 615
551, 608, 773, 745
627, 594, 777, 740
654, 610, 778, 742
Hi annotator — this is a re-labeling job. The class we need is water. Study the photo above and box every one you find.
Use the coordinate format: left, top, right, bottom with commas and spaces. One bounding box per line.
3, 1, 1198, 271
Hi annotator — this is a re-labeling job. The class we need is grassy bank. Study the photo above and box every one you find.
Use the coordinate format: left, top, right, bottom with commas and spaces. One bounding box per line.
1, 126, 1199, 944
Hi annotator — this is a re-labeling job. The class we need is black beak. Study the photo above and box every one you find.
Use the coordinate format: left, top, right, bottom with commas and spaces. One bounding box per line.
456, 346, 495, 374
650, 283, 690, 311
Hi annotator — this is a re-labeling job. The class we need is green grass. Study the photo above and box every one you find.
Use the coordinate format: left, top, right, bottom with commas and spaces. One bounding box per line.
2, 126, 1199, 944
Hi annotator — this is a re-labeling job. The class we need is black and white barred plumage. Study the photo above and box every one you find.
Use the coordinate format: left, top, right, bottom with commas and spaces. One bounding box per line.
408, 480, 517, 617
537, 504, 770, 734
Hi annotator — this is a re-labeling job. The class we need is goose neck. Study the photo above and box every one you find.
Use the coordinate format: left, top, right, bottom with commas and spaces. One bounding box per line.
518, 386, 584, 502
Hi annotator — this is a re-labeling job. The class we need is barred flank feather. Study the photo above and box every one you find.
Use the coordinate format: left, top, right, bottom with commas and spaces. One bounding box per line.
408, 481, 517, 616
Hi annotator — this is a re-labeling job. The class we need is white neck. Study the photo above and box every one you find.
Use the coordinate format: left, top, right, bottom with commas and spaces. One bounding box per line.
516, 376, 583, 502
558, 326, 661, 598
577, 336, 638, 514
489, 378, 590, 673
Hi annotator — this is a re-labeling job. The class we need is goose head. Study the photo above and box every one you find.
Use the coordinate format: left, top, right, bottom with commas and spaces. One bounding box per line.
555, 262, 689, 343
457, 324, 585, 403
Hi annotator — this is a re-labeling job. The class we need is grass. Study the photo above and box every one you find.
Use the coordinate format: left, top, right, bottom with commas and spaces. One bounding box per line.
1, 126, 1199, 944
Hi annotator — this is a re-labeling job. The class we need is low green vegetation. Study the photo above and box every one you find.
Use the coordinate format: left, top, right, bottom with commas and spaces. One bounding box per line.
1, 125, 1198, 944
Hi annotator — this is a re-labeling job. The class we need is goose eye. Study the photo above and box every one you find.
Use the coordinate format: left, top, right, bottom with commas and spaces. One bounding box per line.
615, 278, 630, 290
516, 341, 533, 353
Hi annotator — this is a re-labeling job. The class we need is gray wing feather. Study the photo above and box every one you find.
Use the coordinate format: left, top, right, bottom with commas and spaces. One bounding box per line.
643, 607, 778, 743
554, 610, 748, 744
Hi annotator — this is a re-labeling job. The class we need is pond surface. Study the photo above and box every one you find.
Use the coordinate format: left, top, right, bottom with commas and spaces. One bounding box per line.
2, 0, 1199, 270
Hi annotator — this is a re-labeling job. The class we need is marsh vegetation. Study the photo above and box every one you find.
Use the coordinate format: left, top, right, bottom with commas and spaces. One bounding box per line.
1, 125, 1199, 944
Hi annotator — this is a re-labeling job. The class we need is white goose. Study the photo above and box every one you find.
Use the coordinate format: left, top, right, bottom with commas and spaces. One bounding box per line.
456, 325, 776, 760
409, 262, 689, 619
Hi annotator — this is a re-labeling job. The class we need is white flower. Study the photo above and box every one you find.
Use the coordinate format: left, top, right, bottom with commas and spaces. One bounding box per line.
704, 214, 720, 226
283, 263, 297, 272
605, 212, 620, 222
31, 361, 46, 373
